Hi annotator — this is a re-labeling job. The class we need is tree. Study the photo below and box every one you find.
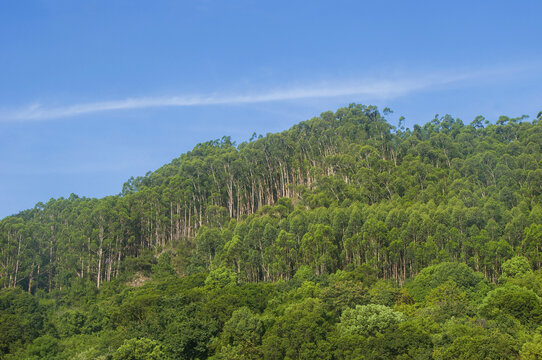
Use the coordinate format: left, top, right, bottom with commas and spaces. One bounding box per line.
338, 304, 404, 337
425, 280, 469, 321
0, 288, 44, 355
368, 319, 434, 359
499, 256, 532, 283
479, 285, 542, 325
523, 224, 542, 269
433, 330, 518, 360
205, 267, 238, 290
212, 307, 263, 359
520, 334, 542, 360
406, 262, 488, 302
24, 335, 59, 360
301, 224, 338, 275
261, 298, 332, 359
113, 338, 167, 360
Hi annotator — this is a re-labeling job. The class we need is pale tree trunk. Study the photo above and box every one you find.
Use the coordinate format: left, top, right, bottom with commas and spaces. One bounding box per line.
97, 224, 104, 289
14, 235, 22, 287
27, 262, 34, 293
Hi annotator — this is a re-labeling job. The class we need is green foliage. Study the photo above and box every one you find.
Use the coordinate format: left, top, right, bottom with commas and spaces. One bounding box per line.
433, 329, 519, 360
499, 256, 532, 283
338, 304, 405, 337
2, 104, 542, 358
523, 224, 542, 269
480, 285, 542, 325
113, 338, 167, 360
367, 319, 434, 359
55, 309, 87, 337
292, 265, 315, 285
320, 280, 368, 314
367, 280, 399, 306
0, 288, 45, 355
24, 335, 59, 360
520, 333, 542, 360
205, 267, 238, 289
407, 262, 488, 302
161, 303, 219, 360
425, 280, 470, 321
152, 252, 176, 279
3, 104, 542, 292
211, 307, 263, 359
261, 298, 332, 359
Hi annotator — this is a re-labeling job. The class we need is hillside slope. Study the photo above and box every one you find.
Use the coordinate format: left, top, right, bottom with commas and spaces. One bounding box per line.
1, 104, 541, 292
2, 104, 542, 359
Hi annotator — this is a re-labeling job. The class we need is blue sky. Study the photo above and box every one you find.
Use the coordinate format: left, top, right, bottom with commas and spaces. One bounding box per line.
1, 1, 541, 217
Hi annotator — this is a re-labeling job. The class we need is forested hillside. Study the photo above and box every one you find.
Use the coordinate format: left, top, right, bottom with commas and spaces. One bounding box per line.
1, 104, 542, 359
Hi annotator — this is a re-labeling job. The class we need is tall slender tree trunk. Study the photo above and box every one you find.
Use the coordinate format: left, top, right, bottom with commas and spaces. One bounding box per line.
49, 226, 55, 292
28, 263, 34, 293
14, 235, 22, 288
97, 224, 104, 289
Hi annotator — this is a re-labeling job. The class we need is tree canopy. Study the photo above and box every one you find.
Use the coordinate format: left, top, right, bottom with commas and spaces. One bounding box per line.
1, 104, 542, 358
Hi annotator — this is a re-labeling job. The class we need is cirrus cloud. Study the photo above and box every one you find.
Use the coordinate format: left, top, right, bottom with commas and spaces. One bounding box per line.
0, 65, 530, 122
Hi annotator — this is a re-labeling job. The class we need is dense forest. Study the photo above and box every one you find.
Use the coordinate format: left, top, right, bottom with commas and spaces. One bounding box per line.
1, 104, 542, 359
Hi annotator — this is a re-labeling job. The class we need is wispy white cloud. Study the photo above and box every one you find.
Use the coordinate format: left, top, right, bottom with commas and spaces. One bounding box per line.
0, 66, 527, 122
